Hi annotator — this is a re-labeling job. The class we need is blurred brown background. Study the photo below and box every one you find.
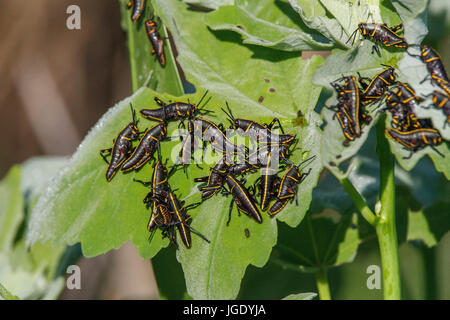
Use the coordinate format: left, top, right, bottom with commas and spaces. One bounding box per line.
0, 0, 130, 175
0, 0, 158, 299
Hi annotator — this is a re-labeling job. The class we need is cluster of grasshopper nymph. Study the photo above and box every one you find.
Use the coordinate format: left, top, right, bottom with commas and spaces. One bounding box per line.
330, 22, 449, 159
100, 90, 313, 249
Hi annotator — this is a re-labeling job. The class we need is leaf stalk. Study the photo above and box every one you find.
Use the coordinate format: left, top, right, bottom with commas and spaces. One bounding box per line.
374, 118, 401, 300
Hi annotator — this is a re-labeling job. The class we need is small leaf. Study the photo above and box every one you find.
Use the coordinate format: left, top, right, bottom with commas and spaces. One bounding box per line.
20, 156, 69, 202
0, 283, 20, 300
407, 202, 450, 247
182, 0, 234, 10
152, 247, 190, 300
282, 292, 317, 300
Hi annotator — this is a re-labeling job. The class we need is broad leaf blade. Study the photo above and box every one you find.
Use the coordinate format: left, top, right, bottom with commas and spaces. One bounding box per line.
26, 89, 172, 258
204, 1, 333, 51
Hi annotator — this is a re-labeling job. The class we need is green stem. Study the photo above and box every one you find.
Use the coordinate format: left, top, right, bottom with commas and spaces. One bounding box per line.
422, 246, 437, 300
375, 119, 401, 300
125, 5, 139, 93
315, 268, 331, 300
338, 176, 378, 225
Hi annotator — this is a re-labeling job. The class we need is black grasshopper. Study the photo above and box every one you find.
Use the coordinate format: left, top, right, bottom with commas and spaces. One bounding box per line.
222, 103, 295, 146
326, 102, 358, 145
386, 82, 422, 111
425, 90, 450, 127
329, 75, 372, 137
192, 117, 248, 156
100, 105, 141, 182
194, 157, 229, 201
256, 157, 282, 212
380, 82, 424, 131
267, 156, 315, 216
134, 162, 210, 248
348, 22, 407, 55
127, 0, 146, 23
386, 127, 444, 159
134, 159, 172, 208
140, 90, 211, 123
121, 122, 167, 172
177, 120, 198, 167
194, 156, 258, 202
165, 191, 210, 248
357, 66, 397, 106
247, 144, 290, 167
247, 144, 291, 211
226, 157, 259, 176
418, 45, 450, 95
145, 19, 166, 67
222, 174, 263, 226
334, 107, 357, 143
133, 160, 174, 240
246, 145, 289, 211
147, 202, 176, 244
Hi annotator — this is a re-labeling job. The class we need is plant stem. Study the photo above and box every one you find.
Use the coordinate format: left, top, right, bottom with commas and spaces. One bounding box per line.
125, 5, 139, 93
422, 246, 437, 300
315, 268, 331, 300
338, 176, 378, 225
375, 119, 401, 300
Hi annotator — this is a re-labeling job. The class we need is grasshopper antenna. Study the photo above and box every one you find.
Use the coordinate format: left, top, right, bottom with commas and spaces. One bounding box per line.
298, 154, 317, 169
130, 103, 139, 126
221, 101, 236, 128
346, 27, 359, 46
196, 90, 209, 108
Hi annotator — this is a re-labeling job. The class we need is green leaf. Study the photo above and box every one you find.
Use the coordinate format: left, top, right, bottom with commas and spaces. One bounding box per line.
272, 211, 361, 273
154, 0, 326, 231
119, 0, 184, 94
204, 1, 332, 51
377, 0, 450, 178
313, 0, 449, 178
407, 202, 450, 247
27, 0, 328, 300
314, 44, 401, 176
288, 0, 380, 48
21, 157, 69, 203
27, 89, 170, 259
152, 247, 190, 300
389, 11, 449, 177
1, 239, 65, 300
0, 282, 20, 300
282, 292, 317, 300
0, 166, 23, 253
0, 158, 69, 300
